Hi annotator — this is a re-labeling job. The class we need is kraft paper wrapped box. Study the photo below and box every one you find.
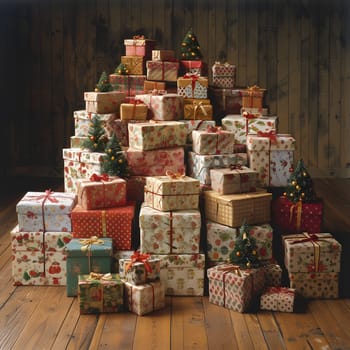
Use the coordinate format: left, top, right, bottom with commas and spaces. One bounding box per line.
120, 100, 148, 120
76, 175, 127, 210
247, 133, 296, 187
143, 80, 166, 92
152, 49, 175, 61
109, 74, 146, 96
144, 175, 200, 211
126, 147, 185, 176
124, 37, 156, 59
207, 263, 265, 312
182, 119, 216, 143
84, 91, 126, 114
183, 98, 213, 121
16, 190, 77, 233
78, 273, 124, 314
121, 55, 145, 75
177, 75, 208, 99
146, 60, 179, 82
187, 151, 248, 185
11, 226, 72, 286
211, 62, 236, 89
240, 85, 266, 109
260, 287, 296, 312
139, 204, 201, 254
128, 121, 187, 151
151, 253, 205, 296
66, 237, 113, 296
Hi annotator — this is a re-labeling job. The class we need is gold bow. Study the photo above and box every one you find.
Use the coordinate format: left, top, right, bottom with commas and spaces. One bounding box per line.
86, 272, 113, 281
80, 236, 105, 252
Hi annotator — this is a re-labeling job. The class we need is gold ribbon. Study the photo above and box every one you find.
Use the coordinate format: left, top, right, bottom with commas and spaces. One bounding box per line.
289, 200, 303, 232
86, 272, 113, 281
79, 236, 105, 252
166, 170, 185, 180
192, 101, 208, 120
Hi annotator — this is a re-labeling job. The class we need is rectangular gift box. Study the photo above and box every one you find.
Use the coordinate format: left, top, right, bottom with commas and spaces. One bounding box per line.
16, 191, 76, 232
143, 80, 166, 92
151, 253, 205, 296
84, 91, 126, 114
107, 119, 145, 147
78, 273, 124, 314
124, 37, 156, 59
121, 55, 145, 75
203, 190, 272, 227
128, 121, 187, 150
260, 287, 295, 312
70, 136, 89, 148
66, 237, 113, 296
177, 75, 208, 99
182, 119, 216, 144
247, 133, 296, 187
152, 50, 175, 61
71, 203, 136, 250
120, 100, 148, 120
146, 60, 179, 82
109, 74, 146, 96
127, 147, 185, 176
207, 263, 265, 312
180, 60, 208, 76
139, 203, 201, 254
240, 85, 266, 109
208, 87, 243, 119
183, 98, 213, 120
211, 62, 236, 89
144, 175, 200, 211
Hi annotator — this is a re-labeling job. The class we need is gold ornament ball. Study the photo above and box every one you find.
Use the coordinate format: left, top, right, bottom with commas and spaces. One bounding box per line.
252, 250, 257, 255
93, 143, 97, 148
111, 156, 115, 161
107, 148, 112, 153
303, 171, 307, 176
296, 185, 300, 190
191, 52, 195, 56
90, 136, 95, 141
118, 158, 123, 164
182, 42, 187, 47
283, 192, 287, 196
246, 262, 251, 268
236, 251, 241, 257
292, 180, 296, 185
94, 88, 99, 92
301, 192, 305, 197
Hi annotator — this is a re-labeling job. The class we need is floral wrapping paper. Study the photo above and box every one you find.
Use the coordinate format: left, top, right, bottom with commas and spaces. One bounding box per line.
271, 196, 323, 234
109, 74, 146, 96
128, 121, 187, 151
221, 114, 278, 144
240, 86, 266, 109
120, 101, 148, 120
187, 151, 248, 185
209, 166, 257, 194
139, 204, 201, 254
146, 60, 179, 82
123, 280, 165, 315
246, 134, 296, 187
78, 273, 124, 314
134, 93, 184, 121
183, 99, 213, 120
207, 263, 265, 312
16, 191, 77, 232
124, 38, 156, 59
261, 262, 283, 287
126, 147, 185, 176
144, 175, 200, 211
76, 176, 127, 210
152, 50, 175, 61
107, 119, 145, 147
71, 203, 136, 251
211, 62, 236, 89
151, 253, 205, 296
70, 136, 89, 148
121, 55, 145, 75
260, 287, 295, 312
66, 237, 113, 296
84, 91, 126, 114
182, 120, 216, 143
192, 129, 236, 155
180, 60, 208, 76
177, 76, 208, 99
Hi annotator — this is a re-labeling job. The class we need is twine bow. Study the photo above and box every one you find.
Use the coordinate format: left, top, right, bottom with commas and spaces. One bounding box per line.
80, 236, 105, 252
125, 251, 153, 273
90, 173, 109, 182
166, 170, 185, 180
86, 272, 113, 281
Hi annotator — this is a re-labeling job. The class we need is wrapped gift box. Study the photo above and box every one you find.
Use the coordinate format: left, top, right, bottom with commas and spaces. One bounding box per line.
109, 74, 146, 96
127, 147, 185, 176
124, 37, 156, 59
70, 136, 89, 148
120, 100, 148, 120
204, 190, 272, 227
260, 287, 295, 312
84, 91, 126, 114
187, 151, 248, 185
180, 60, 208, 76
128, 121, 187, 150
209, 87, 243, 119
241, 107, 269, 116
66, 237, 113, 296
144, 175, 200, 211
76, 175, 127, 210
211, 62, 236, 89
207, 263, 265, 312
107, 119, 145, 147
152, 50, 175, 61
139, 204, 201, 254
134, 92, 184, 121
240, 85, 266, 109
16, 191, 76, 232
124, 280, 165, 315
221, 114, 278, 144
121, 55, 145, 75
183, 98, 213, 120
151, 253, 205, 296
146, 60, 179, 82
261, 262, 283, 287
78, 273, 124, 314
126, 176, 146, 203
182, 119, 216, 143
247, 133, 296, 187
210, 166, 257, 194
143, 80, 166, 92
71, 203, 136, 250
177, 75, 208, 99
271, 196, 323, 234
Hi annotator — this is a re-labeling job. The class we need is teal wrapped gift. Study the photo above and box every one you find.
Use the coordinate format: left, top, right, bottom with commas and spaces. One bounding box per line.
66, 237, 113, 296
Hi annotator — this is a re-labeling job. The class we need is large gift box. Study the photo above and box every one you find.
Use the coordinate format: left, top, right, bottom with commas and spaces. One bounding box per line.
66, 237, 113, 296
11, 226, 72, 286
183, 98, 213, 120
207, 263, 265, 312
109, 74, 146, 96
182, 120, 216, 143
71, 203, 136, 250
127, 147, 185, 176
120, 100, 148, 120
144, 175, 200, 211
240, 85, 266, 109
187, 151, 248, 185
76, 175, 127, 210
151, 253, 205, 296
146, 60, 179, 82
211, 62, 236, 89
16, 190, 76, 232
177, 74, 208, 99
124, 37, 156, 59
121, 56, 145, 75
78, 273, 124, 314
128, 121, 187, 151
203, 190, 272, 227
260, 287, 295, 312
247, 133, 296, 187
84, 91, 126, 114
139, 204, 201, 254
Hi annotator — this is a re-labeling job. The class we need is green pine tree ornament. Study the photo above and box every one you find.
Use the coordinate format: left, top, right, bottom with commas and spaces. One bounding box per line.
229, 223, 260, 269
180, 28, 203, 60
102, 133, 130, 178
95, 71, 112, 92
115, 63, 129, 75
82, 115, 108, 152
283, 159, 316, 203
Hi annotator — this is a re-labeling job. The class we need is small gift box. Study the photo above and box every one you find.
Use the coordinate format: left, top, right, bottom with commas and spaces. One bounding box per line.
182, 119, 216, 143
180, 60, 208, 76
143, 80, 166, 92
211, 61, 236, 89
183, 99, 213, 120
109, 74, 146, 96
121, 55, 145, 75
152, 50, 175, 61
240, 85, 266, 109
146, 60, 179, 82
209, 87, 243, 117
261, 262, 283, 286
84, 91, 126, 114
78, 272, 124, 314
177, 74, 208, 99
120, 99, 148, 120
124, 36, 156, 59
260, 286, 295, 312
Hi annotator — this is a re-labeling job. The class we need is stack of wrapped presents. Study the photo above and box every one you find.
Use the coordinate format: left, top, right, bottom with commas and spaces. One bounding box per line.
10, 30, 343, 315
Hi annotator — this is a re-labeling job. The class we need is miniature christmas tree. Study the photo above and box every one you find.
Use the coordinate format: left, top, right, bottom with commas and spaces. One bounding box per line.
229, 223, 260, 269
180, 28, 203, 60
82, 115, 108, 152
115, 62, 129, 75
101, 133, 130, 178
283, 159, 316, 203
95, 71, 112, 92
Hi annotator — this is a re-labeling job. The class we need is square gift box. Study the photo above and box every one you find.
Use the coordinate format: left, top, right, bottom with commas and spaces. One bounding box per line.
240, 85, 266, 109
121, 55, 145, 75
208, 87, 243, 118
146, 60, 179, 82
109, 74, 146, 96
260, 287, 295, 312
120, 99, 148, 120
124, 37, 155, 59
183, 98, 213, 121
211, 62, 236, 89
177, 75, 208, 99
84, 91, 126, 114
182, 120, 216, 144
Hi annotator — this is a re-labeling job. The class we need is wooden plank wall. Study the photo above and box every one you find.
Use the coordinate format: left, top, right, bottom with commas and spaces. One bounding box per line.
2, 0, 350, 177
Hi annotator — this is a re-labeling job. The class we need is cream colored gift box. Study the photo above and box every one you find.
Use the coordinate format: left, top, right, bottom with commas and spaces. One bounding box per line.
84, 91, 126, 114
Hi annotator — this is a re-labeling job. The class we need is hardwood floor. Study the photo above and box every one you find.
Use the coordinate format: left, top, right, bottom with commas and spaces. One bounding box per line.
1, 177, 350, 350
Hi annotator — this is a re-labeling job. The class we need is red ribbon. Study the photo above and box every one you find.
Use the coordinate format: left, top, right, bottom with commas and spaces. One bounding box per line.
257, 130, 277, 144
242, 111, 256, 120
29, 189, 59, 203
125, 251, 153, 274
183, 73, 200, 97
206, 125, 222, 133
290, 233, 320, 245
90, 173, 109, 182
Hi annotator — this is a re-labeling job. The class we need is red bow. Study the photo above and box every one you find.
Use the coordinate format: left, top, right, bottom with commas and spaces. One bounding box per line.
125, 251, 153, 273
89, 173, 109, 182
33, 189, 59, 203
257, 130, 277, 144
242, 111, 257, 119
290, 233, 320, 245
206, 125, 222, 133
